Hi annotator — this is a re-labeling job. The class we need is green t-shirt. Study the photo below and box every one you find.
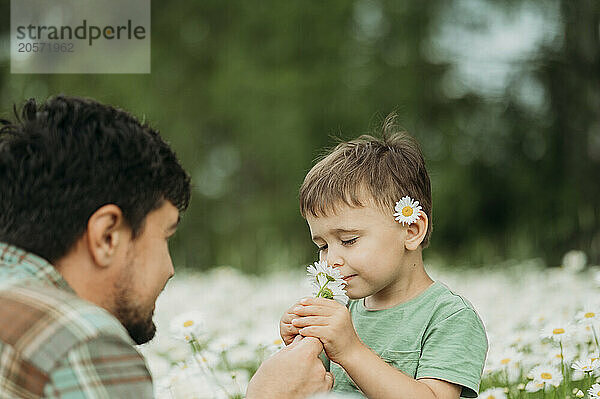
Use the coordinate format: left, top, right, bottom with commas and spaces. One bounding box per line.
328, 281, 488, 398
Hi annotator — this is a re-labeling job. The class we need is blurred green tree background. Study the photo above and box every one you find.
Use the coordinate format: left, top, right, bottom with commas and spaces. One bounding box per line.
0, 0, 598, 272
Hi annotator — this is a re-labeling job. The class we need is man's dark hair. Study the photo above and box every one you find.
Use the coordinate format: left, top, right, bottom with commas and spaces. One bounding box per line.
0, 95, 191, 262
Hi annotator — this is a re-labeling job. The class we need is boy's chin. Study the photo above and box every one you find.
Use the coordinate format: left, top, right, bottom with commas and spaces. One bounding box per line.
345, 289, 363, 300
345, 284, 374, 301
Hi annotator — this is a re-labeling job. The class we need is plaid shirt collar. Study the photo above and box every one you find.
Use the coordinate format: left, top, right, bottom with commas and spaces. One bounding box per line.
0, 242, 75, 293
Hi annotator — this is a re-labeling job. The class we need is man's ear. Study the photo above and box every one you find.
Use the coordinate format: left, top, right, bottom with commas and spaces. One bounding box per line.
404, 212, 428, 251
85, 204, 128, 267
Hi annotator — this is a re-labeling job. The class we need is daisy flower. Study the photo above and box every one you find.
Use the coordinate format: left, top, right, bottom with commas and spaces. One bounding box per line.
587, 351, 600, 363
307, 260, 349, 305
524, 380, 544, 393
393, 196, 422, 225
208, 335, 240, 354
546, 345, 575, 366
572, 358, 600, 373
589, 383, 600, 398
528, 365, 563, 387
493, 347, 523, 369
530, 312, 549, 328
263, 336, 285, 355
479, 387, 507, 399
540, 321, 574, 342
307, 259, 344, 285
576, 306, 600, 325
170, 311, 206, 343
194, 351, 220, 369
575, 321, 599, 344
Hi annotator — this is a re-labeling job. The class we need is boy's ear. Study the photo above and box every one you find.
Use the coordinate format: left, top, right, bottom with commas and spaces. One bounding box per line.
404, 212, 428, 251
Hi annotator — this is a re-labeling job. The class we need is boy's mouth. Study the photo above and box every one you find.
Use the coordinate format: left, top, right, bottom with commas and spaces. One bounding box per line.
342, 274, 357, 281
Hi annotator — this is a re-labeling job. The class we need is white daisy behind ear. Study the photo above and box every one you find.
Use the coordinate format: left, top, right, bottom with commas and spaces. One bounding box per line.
393, 196, 422, 225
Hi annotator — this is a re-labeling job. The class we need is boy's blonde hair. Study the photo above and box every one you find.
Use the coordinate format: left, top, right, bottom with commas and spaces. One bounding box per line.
299, 115, 433, 248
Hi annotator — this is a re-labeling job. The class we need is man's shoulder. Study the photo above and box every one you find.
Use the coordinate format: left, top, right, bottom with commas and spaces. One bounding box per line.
0, 280, 134, 373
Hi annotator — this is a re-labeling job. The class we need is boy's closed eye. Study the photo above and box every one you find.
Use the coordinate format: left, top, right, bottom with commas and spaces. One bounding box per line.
342, 237, 358, 246
317, 237, 359, 253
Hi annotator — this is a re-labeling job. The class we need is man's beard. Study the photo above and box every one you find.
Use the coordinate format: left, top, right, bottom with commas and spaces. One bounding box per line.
112, 266, 157, 345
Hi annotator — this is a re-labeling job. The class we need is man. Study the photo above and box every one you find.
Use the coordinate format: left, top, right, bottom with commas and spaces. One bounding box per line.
0, 95, 333, 398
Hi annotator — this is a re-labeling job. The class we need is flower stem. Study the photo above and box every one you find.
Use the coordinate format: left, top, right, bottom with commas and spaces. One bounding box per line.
315, 274, 330, 298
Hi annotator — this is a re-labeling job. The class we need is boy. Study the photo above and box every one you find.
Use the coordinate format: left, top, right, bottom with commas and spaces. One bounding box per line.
280, 119, 488, 398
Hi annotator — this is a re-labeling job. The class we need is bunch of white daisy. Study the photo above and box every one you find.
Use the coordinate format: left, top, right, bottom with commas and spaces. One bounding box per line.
307, 260, 349, 305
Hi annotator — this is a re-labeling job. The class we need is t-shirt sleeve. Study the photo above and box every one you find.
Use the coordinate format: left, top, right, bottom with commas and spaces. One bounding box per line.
44, 335, 154, 398
416, 308, 488, 398
319, 350, 331, 371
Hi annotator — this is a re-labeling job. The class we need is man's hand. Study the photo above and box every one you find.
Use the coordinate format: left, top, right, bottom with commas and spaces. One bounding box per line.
246, 335, 334, 399
291, 297, 363, 364
280, 302, 303, 345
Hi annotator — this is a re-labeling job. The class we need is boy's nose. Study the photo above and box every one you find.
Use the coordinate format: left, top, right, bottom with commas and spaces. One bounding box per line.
327, 257, 343, 267
326, 252, 343, 268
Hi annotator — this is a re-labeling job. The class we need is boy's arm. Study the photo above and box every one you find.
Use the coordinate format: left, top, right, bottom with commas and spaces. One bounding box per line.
292, 297, 462, 399
338, 344, 461, 399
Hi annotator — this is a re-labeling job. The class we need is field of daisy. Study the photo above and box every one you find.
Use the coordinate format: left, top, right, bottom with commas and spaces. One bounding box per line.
141, 251, 599, 399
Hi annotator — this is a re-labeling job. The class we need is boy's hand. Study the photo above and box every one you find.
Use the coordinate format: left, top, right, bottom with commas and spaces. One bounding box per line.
291, 297, 363, 364
279, 302, 302, 345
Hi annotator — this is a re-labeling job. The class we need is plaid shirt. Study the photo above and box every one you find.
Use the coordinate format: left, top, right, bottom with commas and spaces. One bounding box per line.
0, 243, 154, 398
